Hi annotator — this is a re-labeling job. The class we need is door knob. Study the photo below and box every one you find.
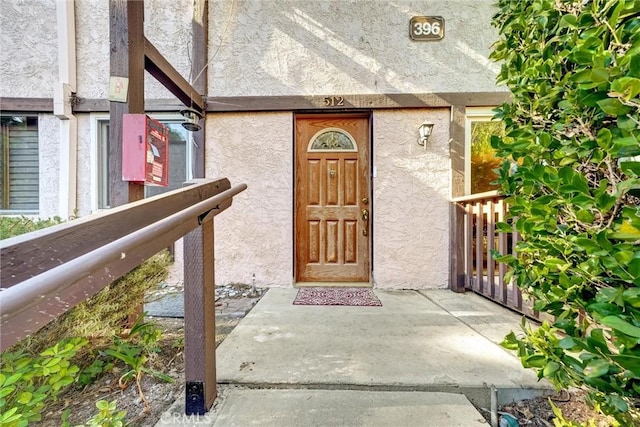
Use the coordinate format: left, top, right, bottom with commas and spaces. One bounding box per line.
362, 209, 369, 221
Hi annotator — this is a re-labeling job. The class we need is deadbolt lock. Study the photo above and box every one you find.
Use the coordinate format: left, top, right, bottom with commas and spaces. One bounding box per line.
362, 197, 368, 205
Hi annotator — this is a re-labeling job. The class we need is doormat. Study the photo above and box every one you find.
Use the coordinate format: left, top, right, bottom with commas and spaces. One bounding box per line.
293, 287, 382, 307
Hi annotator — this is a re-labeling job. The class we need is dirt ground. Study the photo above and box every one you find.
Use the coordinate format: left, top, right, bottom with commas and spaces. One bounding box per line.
38, 287, 613, 427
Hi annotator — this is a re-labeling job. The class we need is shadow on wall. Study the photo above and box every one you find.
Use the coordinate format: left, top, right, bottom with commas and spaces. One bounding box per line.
209, 1, 501, 97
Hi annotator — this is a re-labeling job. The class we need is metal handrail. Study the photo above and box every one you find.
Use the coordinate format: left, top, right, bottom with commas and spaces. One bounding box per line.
0, 181, 246, 351
0, 184, 245, 319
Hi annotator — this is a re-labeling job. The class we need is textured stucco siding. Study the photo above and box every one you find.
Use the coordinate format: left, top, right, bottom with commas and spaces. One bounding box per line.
75, 0, 193, 99
0, 0, 58, 97
75, 114, 94, 217
38, 114, 60, 218
75, 0, 110, 99
210, 0, 503, 97
372, 109, 451, 289
206, 112, 294, 288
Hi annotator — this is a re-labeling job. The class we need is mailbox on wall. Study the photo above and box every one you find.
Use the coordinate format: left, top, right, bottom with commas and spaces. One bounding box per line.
122, 114, 169, 186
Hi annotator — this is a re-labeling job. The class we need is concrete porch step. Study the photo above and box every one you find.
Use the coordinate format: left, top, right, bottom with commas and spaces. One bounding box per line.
208, 389, 488, 426
158, 288, 551, 425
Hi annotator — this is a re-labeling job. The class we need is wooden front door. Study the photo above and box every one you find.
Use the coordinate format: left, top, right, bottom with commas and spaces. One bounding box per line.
295, 114, 370, 283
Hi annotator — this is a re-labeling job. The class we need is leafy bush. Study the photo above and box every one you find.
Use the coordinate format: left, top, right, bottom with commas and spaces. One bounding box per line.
1, 215, 173, 423
490, 0, 639, 425
0, 216, 64, 240
0, 338, 87, 426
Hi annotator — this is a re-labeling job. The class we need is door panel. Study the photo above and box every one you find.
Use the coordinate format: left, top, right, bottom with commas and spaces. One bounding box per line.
295, 114, 370, 282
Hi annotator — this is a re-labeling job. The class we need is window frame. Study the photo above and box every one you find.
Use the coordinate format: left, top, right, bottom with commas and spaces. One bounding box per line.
0, 114, 40, 215
464, 107, 501, 196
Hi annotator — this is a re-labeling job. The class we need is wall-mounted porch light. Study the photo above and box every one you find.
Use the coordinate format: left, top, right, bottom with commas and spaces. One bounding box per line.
417, 120, 434, 147
180, 108, 203, 132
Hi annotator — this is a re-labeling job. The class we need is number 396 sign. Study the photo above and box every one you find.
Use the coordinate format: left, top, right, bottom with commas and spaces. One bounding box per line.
410, 16, 445, 41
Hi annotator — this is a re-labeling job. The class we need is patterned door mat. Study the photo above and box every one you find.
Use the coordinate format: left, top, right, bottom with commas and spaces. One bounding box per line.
293, 287, 382, 306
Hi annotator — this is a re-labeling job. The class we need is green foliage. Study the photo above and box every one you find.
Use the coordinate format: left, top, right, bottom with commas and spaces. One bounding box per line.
0, 215, 64, 240
0, 317, 172, 425
13, 250, 171, 356
491, 0, 640, 424
85, 400, 127, 427
471, 120, 506, 193
0, 338, 87, 426
62, 400, 127, 427
550, 400, 601, 427
103, 315, 173, 413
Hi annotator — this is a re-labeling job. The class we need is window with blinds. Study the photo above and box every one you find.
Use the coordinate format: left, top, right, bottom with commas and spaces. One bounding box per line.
1, 115, 39, 213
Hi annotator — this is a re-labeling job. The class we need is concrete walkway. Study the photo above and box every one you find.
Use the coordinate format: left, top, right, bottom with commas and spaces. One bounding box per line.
158, 288, 551, 426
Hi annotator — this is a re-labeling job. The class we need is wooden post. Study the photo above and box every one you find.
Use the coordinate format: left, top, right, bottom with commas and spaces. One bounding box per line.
450, 106, 466, 198
449, 201, 466, 292
109, 0, 145, 207
449, 105, 466, 293
191, 0, 208, 178
184, 210, 217, 414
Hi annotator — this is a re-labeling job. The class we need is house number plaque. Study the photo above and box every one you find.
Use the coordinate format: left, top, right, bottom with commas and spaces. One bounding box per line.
410, 16, 445, 41
323, 96, 345, 107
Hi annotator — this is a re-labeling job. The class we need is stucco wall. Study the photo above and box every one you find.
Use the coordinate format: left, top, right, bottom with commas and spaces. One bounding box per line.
75, 114, 94, 217
74, 0, 109, 99
209, 0, 503, 97
75, 0, 193, 99
38, 114, 60, 218
372, 109, 451, 289
0, 0, 58, 98
4, 0, 501, 99
206, 112, 294, 288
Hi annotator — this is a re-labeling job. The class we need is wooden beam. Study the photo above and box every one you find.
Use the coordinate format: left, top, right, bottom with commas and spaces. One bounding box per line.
0, 98, 53, 112
109, 0, 145, 207
72, 98, 185, 113
190, 0, 208, 178
206, 92, 511, 112
70, 92, 511, 114
144, 38, 205, 113
449, 201, 467, 293
450, 106, 466, 198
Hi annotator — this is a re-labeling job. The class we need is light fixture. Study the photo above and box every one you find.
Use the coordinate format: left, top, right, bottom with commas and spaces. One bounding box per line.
417, 120, 434, 147
180, 108, 203, 132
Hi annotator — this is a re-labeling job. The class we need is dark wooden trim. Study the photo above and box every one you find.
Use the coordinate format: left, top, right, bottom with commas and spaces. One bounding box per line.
0, 98, 54, 112
449, 201, 466, 292
191, 0, 208, 178
207, 92, 511, 112
109, 0, 145, 207
69, 92, 510, 114
0, 91, 510, 116
144, 38, 205, 113
72, 98, 186, 112
450, 105, 466, 198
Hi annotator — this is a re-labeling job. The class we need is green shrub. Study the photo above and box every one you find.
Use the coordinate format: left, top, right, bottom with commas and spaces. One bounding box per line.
2, 214, 174, 423
0, 338, 87, 426
0, 216, 64, 240
491, 0, 639, 425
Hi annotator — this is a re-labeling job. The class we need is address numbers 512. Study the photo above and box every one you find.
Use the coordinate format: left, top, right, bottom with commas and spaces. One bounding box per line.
410, 16, 445, 41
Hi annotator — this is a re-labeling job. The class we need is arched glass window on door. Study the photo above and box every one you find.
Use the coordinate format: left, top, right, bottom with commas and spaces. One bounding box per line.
307, 128, 357, 152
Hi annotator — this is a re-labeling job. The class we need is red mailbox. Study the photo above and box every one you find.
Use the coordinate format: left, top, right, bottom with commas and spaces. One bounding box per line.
122, 114, 169, 186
